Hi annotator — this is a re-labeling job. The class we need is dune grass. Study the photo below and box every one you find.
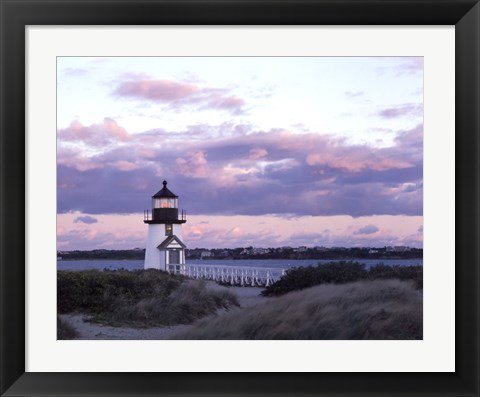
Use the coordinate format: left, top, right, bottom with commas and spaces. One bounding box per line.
57, 316, 78, 340
92, 279, 239, 327
58, 268, 184, 314
172, 279, 423, 340
58, 269, 239, 327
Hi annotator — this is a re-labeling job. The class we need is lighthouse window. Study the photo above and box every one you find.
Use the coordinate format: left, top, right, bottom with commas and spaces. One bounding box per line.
165, 224, 173, 236
153, 198, 177, 208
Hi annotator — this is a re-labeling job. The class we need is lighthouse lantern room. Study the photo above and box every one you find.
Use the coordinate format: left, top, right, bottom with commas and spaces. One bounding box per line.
144, 181, 187, 273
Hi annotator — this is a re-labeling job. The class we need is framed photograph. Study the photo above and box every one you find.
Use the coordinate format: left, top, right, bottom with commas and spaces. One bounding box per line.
1, 0, 479, 396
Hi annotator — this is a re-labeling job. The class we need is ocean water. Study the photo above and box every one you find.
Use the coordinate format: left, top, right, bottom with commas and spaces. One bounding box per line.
57, 258, 423, 271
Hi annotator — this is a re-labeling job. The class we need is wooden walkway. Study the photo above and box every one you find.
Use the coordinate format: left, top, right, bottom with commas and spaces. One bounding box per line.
171, 264, 286, 287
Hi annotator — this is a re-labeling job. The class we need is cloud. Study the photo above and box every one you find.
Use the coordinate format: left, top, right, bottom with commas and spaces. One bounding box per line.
377, 103, 423, 119
249, 147, 268, 160
73, 215, 98, 224
175, 151, 209, 178
281, 227, 418, 249
112, 160, 138, 171
354, 224, 379, 235
397, 58, 423, 75
57, 228, 146, 250
345, 91, 364, 98
377, 57, 423, 77
57, 121, 423, 218
58, 118, 129, 146
184, 223, 283, 248
114, 80, 197, 101
113, 79, 245, 115
57, 146, 104, 172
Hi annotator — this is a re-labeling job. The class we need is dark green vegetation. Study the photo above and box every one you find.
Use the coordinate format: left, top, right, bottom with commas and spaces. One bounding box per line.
58, 269, 238, 327
262, 262, 423, 296
187, 246, 422, 260
57, 316, 78, 340
58, 249, 145, 260
58, 246, 422, 261
173, 280, 423, 340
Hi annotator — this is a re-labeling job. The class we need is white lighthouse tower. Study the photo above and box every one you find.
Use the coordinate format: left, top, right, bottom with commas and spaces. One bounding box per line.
143, 180, 187, 273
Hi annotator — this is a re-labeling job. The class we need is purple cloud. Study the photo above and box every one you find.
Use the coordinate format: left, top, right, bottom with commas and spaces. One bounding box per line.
73, 215, 98, 224
354, 225, 379, 235
377, 103, 423, 119
397, 58, 423, 75
112, 79, 245, 115
114, 80, 197, 101
57, 120, 423, 218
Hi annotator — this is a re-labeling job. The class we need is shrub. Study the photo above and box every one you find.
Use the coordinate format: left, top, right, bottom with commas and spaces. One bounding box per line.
262, 262, 423, 296
262, 261, 367, 296
58, 270, 239, 327
57, 269, 183, 314
172, 280, 423, 340
366, 264, 423, 289
57, 316, 78, 340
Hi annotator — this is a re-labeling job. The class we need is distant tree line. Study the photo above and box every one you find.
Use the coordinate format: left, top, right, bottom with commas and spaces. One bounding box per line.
185, 246, 423, 260
58, 246, 422, 260
58, 249, 146, 260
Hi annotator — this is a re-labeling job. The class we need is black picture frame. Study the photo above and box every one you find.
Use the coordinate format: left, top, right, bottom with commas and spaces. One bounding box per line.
1, 0, 479, 396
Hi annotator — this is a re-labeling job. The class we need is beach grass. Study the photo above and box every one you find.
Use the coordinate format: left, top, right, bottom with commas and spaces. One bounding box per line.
58, 269, 239, 327
57, 316, 79, 340
172, 279, 422, 340
92, 279, 239, 327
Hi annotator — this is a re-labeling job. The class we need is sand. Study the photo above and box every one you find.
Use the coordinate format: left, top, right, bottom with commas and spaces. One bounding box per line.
59, 282, 269, 340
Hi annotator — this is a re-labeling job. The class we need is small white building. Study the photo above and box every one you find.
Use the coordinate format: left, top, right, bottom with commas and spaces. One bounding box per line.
200, 250, 213, 259
143, 180, 187, 273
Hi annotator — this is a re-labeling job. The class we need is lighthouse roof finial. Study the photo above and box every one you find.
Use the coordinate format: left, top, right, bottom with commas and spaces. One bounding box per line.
153, 180, 178, 198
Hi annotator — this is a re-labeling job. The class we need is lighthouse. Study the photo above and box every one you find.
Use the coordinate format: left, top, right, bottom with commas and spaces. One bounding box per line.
143, 180, 187, 273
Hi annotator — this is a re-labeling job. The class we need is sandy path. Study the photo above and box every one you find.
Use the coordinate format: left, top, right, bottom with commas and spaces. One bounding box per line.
60, 282, 269, 340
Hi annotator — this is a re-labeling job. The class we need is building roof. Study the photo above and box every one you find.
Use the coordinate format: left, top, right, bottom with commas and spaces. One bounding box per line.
152, 180, 178, 198
157, 235, 186, 249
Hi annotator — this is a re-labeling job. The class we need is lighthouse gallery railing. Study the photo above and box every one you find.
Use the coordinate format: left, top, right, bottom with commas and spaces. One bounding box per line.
170, 264, 286, 287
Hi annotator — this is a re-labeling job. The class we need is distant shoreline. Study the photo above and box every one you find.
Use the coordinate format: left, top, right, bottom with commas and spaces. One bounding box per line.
58, 256, 423, 261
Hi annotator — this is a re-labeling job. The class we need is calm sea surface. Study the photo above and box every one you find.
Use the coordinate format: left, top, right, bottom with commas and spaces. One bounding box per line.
57, 258, 422, 271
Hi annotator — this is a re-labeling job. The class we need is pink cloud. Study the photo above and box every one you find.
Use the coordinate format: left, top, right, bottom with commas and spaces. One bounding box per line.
112, 160, 138, 171
183, 222, 282, 248
114, 80, 197, 101
57, 227, 146, 250
249, 147, 268, 160
57, 147, 104, 172
58, 118, 129, 146
305, 142, 412, 172
175, 151, 209, 178
113, 79, 245, 115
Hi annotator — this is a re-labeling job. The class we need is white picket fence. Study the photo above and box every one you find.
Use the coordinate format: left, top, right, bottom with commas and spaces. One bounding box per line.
169, 264, 286, 287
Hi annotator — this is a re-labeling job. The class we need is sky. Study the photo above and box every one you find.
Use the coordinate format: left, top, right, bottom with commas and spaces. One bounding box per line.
57, 57, 423, 250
